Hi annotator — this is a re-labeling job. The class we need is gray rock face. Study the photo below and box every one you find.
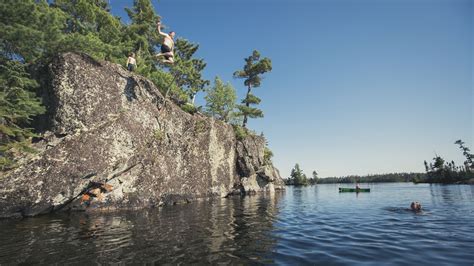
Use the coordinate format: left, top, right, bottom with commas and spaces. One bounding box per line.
0, 53, 284, 218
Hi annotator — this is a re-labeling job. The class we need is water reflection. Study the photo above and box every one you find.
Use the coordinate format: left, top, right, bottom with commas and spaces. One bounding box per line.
429, 184, 473, 204
0, 193, 283, 265
2, 184, 473, 265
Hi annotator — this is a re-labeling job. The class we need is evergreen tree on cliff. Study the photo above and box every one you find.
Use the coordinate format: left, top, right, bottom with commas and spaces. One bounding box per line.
125, 0, 161, 74
205, 77, 237, 122
0, 58, 45, 169
0, 0, 66, 63
171, 39, 210, 104
233, 50, 272, 128
52, 0, 124, 61
52, 0, 112, 34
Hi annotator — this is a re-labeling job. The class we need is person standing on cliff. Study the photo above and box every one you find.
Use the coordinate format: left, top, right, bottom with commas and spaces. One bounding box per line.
155, 21, 175, 64
126, 52, 137, 71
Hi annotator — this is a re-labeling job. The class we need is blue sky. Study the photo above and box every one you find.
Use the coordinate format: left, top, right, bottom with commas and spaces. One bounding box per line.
110, 0, 473, 178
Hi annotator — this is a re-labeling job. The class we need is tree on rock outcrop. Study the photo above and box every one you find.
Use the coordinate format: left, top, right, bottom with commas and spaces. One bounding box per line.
205, 77, 237, 122
233, 50, 272, 128
171, 39, 210, 104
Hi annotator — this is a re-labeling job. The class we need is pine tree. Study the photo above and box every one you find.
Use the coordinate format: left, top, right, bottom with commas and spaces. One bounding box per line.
52, 0, 124, 61
0, 0, 67, 63
290, 163, 308, 186
455, 139, 474, 171
52, 0, 111, 34
233, 50, 272, 127
0, 0, 125, 64
433, 156, 445, 171
205, 77, 237, 122
125, 0, 161, 74
171, 39, 210, 104
0, 58, 45, 169
312, 170, 319, 184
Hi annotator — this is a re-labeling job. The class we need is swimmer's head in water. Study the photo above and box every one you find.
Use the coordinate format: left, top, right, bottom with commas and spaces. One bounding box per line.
410, 201, 422, 211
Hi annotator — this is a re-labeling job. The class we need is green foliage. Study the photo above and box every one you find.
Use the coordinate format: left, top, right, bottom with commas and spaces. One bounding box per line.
204, 77, 237, 122
233, 50, 272, 127
169, 39, 210, 103
233, 125, 249, 141
181, 103, 198, 114
309, 170, 319, 184
244, 93, 261, 105
153, 128, 164, 142
147, 70, 187, 103
422, 140, 474, 183
236, 104, 263, 119
0, 0, 66, 63
0, 58, 45, 169
124, 0, 161, 69
455, 139, 474, 170
287, 163, 308, 186
264, 146, 273, 165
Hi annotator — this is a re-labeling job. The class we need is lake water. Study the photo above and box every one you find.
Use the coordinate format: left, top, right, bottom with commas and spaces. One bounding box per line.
1, 183, 473, 265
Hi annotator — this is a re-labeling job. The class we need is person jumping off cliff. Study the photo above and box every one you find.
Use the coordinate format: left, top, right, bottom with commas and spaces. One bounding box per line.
155, 21, 175, 64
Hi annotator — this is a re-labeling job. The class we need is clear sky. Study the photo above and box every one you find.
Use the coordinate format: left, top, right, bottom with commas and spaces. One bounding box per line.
110, 0, 473, 178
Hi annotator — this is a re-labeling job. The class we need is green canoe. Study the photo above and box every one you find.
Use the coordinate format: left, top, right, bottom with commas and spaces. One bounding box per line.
339, 187, 370, 192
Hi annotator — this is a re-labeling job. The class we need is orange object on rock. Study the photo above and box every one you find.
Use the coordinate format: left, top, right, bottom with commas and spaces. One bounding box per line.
81, 194, 91, 201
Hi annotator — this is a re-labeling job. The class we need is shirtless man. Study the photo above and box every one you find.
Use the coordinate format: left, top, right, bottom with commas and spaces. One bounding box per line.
156, 21, 175, 64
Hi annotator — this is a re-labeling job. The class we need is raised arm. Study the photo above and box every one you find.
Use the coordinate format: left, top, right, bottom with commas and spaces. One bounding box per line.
156, 21, 169, 38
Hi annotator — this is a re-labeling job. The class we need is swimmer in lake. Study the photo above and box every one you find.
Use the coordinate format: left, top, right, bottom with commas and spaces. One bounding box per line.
410, 201, 422, 212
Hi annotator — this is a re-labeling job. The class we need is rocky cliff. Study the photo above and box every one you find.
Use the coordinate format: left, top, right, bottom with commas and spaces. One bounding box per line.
0, 53, 284, 218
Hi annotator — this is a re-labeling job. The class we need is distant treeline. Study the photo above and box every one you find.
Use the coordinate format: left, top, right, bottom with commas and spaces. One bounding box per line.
317, 173, 427, 184
284, 163, 426, 185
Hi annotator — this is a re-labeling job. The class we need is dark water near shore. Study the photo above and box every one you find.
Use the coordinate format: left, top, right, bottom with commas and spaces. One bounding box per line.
1, 183, 473, 265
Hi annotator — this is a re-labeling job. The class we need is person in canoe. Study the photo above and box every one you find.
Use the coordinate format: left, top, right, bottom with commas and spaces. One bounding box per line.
410, 201, 422, 212
155, 21, 175, 64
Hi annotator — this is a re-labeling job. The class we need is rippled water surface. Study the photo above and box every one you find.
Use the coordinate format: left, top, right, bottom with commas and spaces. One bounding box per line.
1, 183, 473, 265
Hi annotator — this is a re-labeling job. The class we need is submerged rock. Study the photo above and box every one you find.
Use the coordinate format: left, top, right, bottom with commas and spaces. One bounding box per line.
0, 53, 284, 218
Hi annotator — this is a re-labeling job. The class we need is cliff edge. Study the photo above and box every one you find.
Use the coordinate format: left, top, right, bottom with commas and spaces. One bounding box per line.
0, 53, 284, 218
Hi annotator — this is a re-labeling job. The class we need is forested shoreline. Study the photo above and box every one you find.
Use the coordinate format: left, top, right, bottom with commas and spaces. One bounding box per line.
318, 173, 426, 184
